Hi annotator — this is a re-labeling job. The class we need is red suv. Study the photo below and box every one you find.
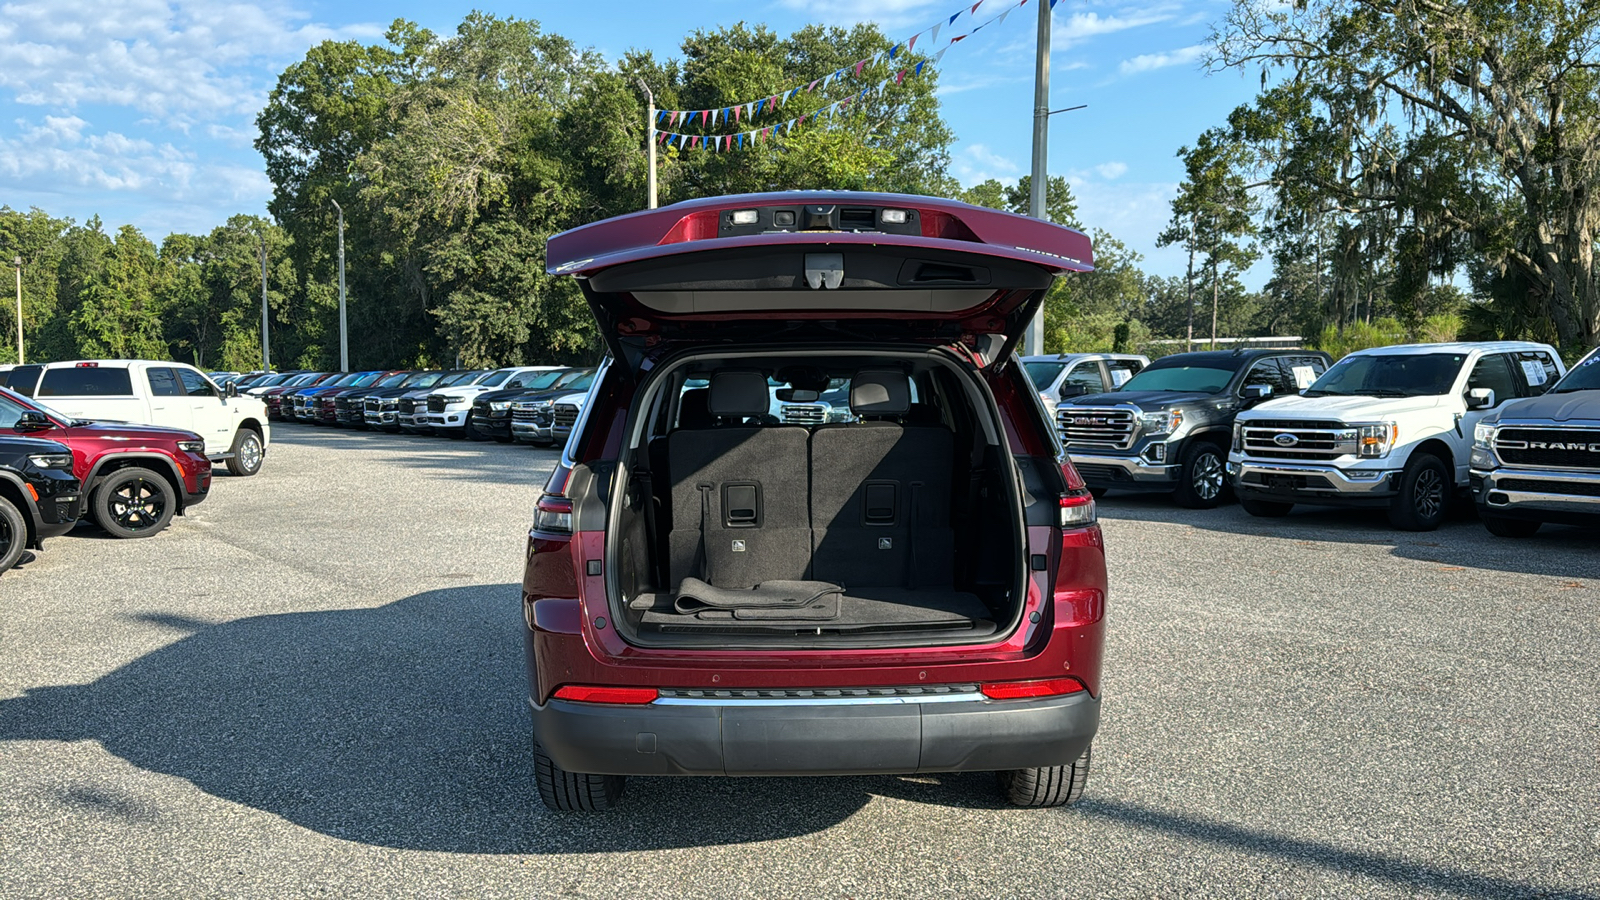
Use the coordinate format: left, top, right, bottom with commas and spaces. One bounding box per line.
523, 193, 1107, 810
1, 387, 212, 538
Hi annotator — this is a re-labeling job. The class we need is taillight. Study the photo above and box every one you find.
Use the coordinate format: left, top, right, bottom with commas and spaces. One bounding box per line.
533, 494, 572, 534
980, 678, 1085, 700
552, 685, 658, 704
1059, 492, 1096, 528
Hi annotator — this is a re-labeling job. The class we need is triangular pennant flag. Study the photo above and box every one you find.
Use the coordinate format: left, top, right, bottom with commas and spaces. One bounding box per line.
951, 34, 967, 43
733, 104, 741, 123
746, 101, 756, 118
895, 69, 906, 84
971, 1, 983, 12
854, 58, 867, 77
670, 111, 680, 127
756, 98, 765, 115
915, 61, 925, 76
999, 9, 1010, 26
889, 44, 900, 60
807, 79, 818, 92
935, 47, 948, 63
949, 12, 961, 25
1050, 0, 1059, 7
908, 34, 918, 52
931, 23, 942, 45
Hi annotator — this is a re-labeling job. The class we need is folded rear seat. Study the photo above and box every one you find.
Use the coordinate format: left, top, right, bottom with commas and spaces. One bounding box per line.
667, 370, 811, 589
810, 370, 955, 589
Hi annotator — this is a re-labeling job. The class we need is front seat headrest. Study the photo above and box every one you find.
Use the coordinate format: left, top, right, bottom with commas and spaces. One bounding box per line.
851, 369, 911, 416
708, 369, 771, 418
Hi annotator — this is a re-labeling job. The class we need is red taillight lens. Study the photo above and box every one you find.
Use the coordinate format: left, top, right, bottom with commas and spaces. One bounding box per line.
1059, 492, 1096, 527
552, 685, 659, 705
980, 678, 1085, 700
533, 494, 573, 534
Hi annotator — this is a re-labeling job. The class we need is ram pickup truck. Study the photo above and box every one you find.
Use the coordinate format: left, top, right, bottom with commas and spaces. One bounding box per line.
399, 370, 488, 433
1229, 341, 1565, 531
5, 360, 270, 477
468, 368, 584, 441
422, 366, 559, 438
1058, 348, 1332, 507
1021, 353, 1150, 416
509, 370, 598, 444
1470, 345, 1600, 537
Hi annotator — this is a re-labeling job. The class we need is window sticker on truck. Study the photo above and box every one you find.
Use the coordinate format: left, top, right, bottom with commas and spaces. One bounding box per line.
1521, 359, 1549, 385
1292, 365, 1318, 390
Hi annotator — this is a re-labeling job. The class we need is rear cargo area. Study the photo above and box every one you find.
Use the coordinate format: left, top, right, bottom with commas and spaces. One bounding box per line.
610, 358, 1025, 645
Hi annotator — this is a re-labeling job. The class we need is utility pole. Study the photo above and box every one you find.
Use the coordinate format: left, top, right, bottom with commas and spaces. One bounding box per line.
258, 234, 271, 371
1184, 224, 1195, 353
12, 256, 21, 364
638, 79, 658, 210
330, 199, 348, 371
1024, 0, 1052, 357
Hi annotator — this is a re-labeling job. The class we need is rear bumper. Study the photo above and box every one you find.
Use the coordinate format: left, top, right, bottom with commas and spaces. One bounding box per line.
529, 689, 1099, 777
1472, 466, 1600, 523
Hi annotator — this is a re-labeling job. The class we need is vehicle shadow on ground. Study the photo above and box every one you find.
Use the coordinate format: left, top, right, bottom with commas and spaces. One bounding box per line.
271, 426, 561, 483
1097, 492, 1600, 581
0, 583, 873, 853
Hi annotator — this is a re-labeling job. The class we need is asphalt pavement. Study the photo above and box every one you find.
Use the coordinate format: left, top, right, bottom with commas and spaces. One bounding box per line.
1, 427, 1596, 899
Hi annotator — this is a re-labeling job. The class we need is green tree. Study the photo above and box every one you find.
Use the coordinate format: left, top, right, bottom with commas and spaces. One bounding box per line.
1158, 129, 1259, 348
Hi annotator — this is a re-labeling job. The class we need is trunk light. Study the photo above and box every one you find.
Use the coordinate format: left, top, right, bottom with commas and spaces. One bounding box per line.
553, 685, 659, 704
729, 209, 759, 225
880, 208, 908, 224
1059, 492, 1096, 527
981, 678, 1085, 700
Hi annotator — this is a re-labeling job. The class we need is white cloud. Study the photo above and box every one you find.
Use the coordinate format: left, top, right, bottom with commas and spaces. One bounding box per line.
1094, 161, 1128, 180
770, 0, 945, 29
1118, 44, 1207, 76
1054, 9, 1176, 49
0, 0, 382, 118
953, 143, 1021, 184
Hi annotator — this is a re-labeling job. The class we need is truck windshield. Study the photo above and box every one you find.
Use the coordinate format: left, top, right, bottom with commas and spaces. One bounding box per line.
1022, 361, 1067, 388
1551, 350, 1600, 392
1305, 353, 1465, 398
1118, 365, 1234, 394
480, 369, 514, 388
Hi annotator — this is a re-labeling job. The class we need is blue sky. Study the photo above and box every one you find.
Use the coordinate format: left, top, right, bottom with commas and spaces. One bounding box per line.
0, 0, 1263, 280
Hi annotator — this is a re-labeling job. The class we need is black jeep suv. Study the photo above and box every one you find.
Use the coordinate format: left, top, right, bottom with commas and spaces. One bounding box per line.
0, 434, 84, 573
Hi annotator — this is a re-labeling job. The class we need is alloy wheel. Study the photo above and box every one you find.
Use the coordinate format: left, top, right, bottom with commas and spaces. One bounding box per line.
240, 434, 263, 472
0, 513, 13, 557
110, 478, 166, 531
1192, 451, 1224, 500
1413, 467, 1444, 520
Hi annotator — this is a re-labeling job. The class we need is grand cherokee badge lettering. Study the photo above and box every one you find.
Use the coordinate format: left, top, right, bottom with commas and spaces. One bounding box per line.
1274, 433, 1300, 447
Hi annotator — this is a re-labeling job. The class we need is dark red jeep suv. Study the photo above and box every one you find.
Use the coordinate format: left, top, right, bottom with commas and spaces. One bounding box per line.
1, 387, 212, 538
523, 192, 1106, 810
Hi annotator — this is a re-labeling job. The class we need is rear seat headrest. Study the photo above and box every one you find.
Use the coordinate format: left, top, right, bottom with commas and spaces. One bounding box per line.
851, 369, 911, 415
708, 369, 770, 417
678, 388, 712, 429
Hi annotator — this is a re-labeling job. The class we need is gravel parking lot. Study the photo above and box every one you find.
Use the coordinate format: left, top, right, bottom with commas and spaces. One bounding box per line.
2, 428, 1596, 899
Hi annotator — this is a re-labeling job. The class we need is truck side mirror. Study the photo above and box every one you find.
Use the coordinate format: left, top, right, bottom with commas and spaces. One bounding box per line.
1466, 387, 1495, 409
14, 410, 53, 433
1241, 384, 1274, 403
226, 382, 239, 398
1058, 383, 1089, 399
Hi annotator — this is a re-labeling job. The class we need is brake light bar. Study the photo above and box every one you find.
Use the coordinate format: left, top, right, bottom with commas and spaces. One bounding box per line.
553, 685, 659, 704
980, 678, 1085, 700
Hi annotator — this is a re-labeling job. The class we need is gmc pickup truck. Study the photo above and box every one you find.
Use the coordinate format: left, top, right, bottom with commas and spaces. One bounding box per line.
1471, 345, 1600, 537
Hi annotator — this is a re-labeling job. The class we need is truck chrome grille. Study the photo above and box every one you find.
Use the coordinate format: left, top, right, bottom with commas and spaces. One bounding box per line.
1056, 407, 1135, 450
553, 403, 579, 428
781, 403, 829, 425
511, 406, 537, 422
1495, 427, 1600, 470
364, 398, 381, 412
398, 398, 418, 414
1498, 477, 1600, 497
1240, 420, 1355, 461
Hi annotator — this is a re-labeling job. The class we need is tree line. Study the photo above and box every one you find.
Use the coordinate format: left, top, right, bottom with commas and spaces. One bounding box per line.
3, 4, 1594, 369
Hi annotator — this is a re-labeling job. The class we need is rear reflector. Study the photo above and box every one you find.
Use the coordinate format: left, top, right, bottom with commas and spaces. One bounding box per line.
980, 678, 1085, 700
553, 685, 659, 705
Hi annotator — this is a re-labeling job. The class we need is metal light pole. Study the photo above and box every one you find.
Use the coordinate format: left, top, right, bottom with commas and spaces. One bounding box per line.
12, 256, 21, 364
258, 234, 271, 371
330, 199, 348, 371
1025, 0, 1053, 356
638, 78, 658, 209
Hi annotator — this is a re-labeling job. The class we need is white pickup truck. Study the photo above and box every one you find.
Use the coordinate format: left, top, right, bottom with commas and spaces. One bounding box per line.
5, 360, 271, 476
1227, 341, 1565, 530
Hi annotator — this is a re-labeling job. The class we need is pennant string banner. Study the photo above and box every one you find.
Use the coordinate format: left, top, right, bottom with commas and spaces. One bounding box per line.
654, 0, 1031, 125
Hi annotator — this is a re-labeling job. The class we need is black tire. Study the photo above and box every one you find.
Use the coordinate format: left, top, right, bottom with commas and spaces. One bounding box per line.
998, 745, 1091, 808
1174, 442, 1227, 509
1239, 496, 1293, 517
226, 428, 264, 477
1088, 486, 1109, 499
534, 741, 625, 811
0, 496, 27, 573
92, 467, 176, 539
1482, 514, 1542, 538
1387, 453, 1450, 531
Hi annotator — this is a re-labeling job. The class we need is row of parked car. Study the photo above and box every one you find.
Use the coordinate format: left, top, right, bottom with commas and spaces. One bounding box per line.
0, 359, 272, 574
226, 365, 598, 446
1029, 340, 1600, 538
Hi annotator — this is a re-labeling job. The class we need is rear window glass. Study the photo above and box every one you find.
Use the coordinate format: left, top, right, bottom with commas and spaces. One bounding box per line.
39, 367, 134, 397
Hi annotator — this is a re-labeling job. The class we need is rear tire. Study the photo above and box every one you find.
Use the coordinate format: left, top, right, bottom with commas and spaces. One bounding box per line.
998, 745, 1091, 808
1387, 453, 1449, 531
0, 497, 27, 573
226, 428, 264, 477
534, 741, 626, 811
1482, 514, 1542, 538
1239, 496, 1293, 518
92, 467, 176, 538
1174, 442, 1227, 509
